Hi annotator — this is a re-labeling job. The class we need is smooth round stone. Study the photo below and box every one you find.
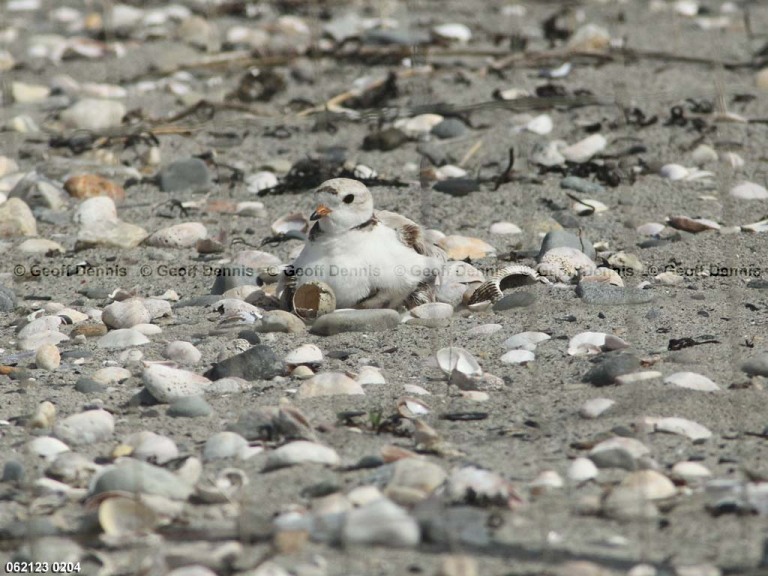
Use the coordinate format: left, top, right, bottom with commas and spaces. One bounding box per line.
74, 377, 105, 394
203, 431, 249, 460
489, 222, 521, 235
163, 341, 201, 365
410, 302, 454, 320
568, 457, 598, 483
60, 99, 126, 131
35, 344, 61, 371
54, 409, 114, 446
740, 353, 768, 377
500, 349, 534, 364
342, 498, 419, 547
2, 459, 25, 483
561, 134, 607, 163
0, 285, 16, 311
297, 372, 365, 398
525, 114, 553, 135
246, 171, 278, 194
209, 265, 259, 294
493, 291, 536, 311
77, 220, 148, 249
730, 182, 768, 200
576, 282, 654, 305
385, 459, 447, 505
583, 353, 641, 386
396, 113, 444, 136
432, 22, 472, 43
579, 398, 615, 419
97, 329, 150, 349
671, 461, 711, 483
143, 364, 211, 402
432, 179, 480, 197
560, 176, 605, 195
530, 141, 565, 166
538, 230, 595, 261
208, 377, 251, 394
17, 330, 69, 351
691, 144, 718, 165
17, 238, 65, 254
264, 441, 340, 471
589, 437, 650, 470
12, 81, 49, 104
310, 309, 400, 336
431, 118, 468, 139
28, 437, 70, 460
257, 310, 306, 334
0, 198, 37, 237
90, 459, 194, 500
102, 299, 151, 329
158, 158, 211, 193
663, 372, 720, 392
204, 344, 282, 381
146, 222, 207, 248
363, 128, 409, 151
167, 395, 212, 418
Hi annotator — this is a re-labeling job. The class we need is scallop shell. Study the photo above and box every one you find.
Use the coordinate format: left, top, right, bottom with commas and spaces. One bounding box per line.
466, 264, 540, 307
284, 343, 323, 366
436, 346, 482, 377
272, 212, 309, 235
397, 397, 431, 419
99, 496, 158, 536
293, 281, 336, 320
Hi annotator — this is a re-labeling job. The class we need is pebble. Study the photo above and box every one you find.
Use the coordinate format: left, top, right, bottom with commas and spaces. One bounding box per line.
730, 182, 768, 200
96, 328, 150, 349
576, 282, 654, 305
17, 330, 69, 351
64, 174, 125, 201
90, 459, 194, 500
30, 401, 56, 428
53, 409, 114, 446
579, 398, 615, 419
568, 332, 629, 356
568, 457, 599, 483
615, 371, 662, 385
258, 310, 306, 333
492, 291, 537, 311
102, 299, 151, 329
143, 364, 212, 402
158, 158, 211, 193
310, 309, 400, 336
297, 372, 365, 398
60, 99, 126, 131
489, 222, 521, 235
2, 460, 25, 483
561, 134, 607, 163
264, 441, 340, 470
204, 344, 282, 381
342, 498, 419, 547
0, 285, 16, 311
583, 353, 641, 386
538, 230, 596, 261
409, 302, 454, 321
431, 118, 468, 139
530, 141, 566, 166
663, 372, 720, 392
167, 395, 213, 418
561, 176, 605, 195
395, 113, 444, 137
433, 179, 480, 197
589, 437, 650, 470
203, 431, 250, 460
163, 341, 202, 364
0, 198, 37, 237
146, 222, 208, 248
740, 353, 768, 377
672, 461, 711, 483
432, 23, 472, 43
17, 238, 65, 254
74, 377, 105, 394
28, 437, 70, 460
691, 144, 718, 165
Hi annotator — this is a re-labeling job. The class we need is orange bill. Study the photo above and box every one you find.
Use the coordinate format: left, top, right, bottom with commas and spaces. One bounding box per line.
310, 204, 332, 220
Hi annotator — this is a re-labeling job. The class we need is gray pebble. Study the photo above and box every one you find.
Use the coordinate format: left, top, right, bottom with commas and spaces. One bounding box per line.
158, 157, 210, 193
310, 309, 400, 336
362, 128, 408, 151
560, 176, 605, 195
74, 377, 106, 394
583, 353, 641, 386
175, 295, 223, 307
576, 282, 654, 305
431, 118, 468, 139
741, 353, 768, 377
167, 395, 212, 418
210, 266, 258, 295
1, 460, 24, 483
0, 285, 16, 312
537, 230, 595, 261
493, 291, 537, 311
90, 459, 193, 500
204, 344, 282, 381
433, 179, 480, 197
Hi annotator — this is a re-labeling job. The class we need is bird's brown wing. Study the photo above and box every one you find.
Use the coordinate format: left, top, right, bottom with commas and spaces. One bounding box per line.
375, 210, 445, 260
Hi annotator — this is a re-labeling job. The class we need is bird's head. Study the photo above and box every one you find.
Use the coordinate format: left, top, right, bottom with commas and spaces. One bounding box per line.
310, 178, 374, 232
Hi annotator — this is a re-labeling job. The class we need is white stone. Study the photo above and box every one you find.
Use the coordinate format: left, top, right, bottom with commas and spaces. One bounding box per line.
500, 349, 534, 364
663, 372, 720, 392
489, 221, 522, 235
54, 410, 114, 446
568, 457, 599, 483
561, 134, 607, 163
142, 364, 211, 403
264, 441, 340, 470
60, 99, 126, 131
579, 397, 615, 419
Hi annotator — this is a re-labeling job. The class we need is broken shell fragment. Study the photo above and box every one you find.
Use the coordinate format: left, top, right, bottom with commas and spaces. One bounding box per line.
466, 265, 540, 307
292, 281, 336, 320
272, 212, 309, 236
436, 347, 482, 377
397, 397, 431, 419
568, 332, 629, 356
99, 496, 158, 536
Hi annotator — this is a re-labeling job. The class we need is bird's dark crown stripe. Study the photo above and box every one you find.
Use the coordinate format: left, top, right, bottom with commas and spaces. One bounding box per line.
316, 186, 338, 195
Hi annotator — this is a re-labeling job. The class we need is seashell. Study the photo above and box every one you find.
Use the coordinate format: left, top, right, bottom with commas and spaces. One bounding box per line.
64, 174, 124, 202
530, 470, 564, 494
163, 341, 201, 365
636, 222, 666, 236
292, 281, 336, 320
568, 457, 599, 484
246, 171, 278, 194
56, 308, 89, 324
615, 370, 662, 385
436, 347, 482, 377
525, 114, 553, 135
434, 165, 468, 180
46, 452, 101, 486
296, 372, 364, 398
589, 437, 650, 469
214, 298, 263, 319
671, 461, 711, 483
89, 459, 194, 500
263, 441, 340, 471
561, 134, 607, 163
666, 215, 720, 233
285, 344, 323, 366
99, 496, 158, 536
620, 470, 676, 501
355, 365, 386, 385
54, 409, 114, 446
119, 431, 179, 464
17, 238, 65, 254
271, 212, 308, 235
500, 349, 535, 365
466, 264, 539, 307
645, 416, 712, 442
35, 344, 60, 371
18, 315, 63, 339
349, 164, 378, 180
568, 331, 629, 356
503, 331, 551, 351
17, 330, 69, 351
30, 401, 56, 429
659, 163, 690, 181
572, 198, 608, 215
143, 298, 172, 320
579, 397, 615, 419
567, 23, 610, 51
60, 99, 126, 131
489, 221, 521, 235
380, 445, 419, 463
437, 235, 496, 260
196, 468, 249, 503
384, 458, 447, 506
142, 364, 211, 403
691, 144, 718, 165
395, 113, 444, 137
397, 397, 431, 419
409, 302, 453, 320
730, 182, 768, 200
203, 432, 251, 461
537, 247, 596, 284
102, 298, 151, 329
28, 437, 70, 460
741, 219, 768, 233
432, 23, 472, 43
97, 328, 150, 349
292, 365, 314, 379
663, 371, 720, 392
145, 222, 208, 248
723, 151, 745, 169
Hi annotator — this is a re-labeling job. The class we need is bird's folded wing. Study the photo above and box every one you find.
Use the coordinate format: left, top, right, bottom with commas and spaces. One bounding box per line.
375, 210, 446, 260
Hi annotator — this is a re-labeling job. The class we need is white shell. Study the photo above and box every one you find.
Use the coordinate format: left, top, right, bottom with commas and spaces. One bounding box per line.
409, 302, 454, 320
466, 323, 502, 336
525, 114, 553, 135
356, 365, 386, 385
489, 221, 522, 235
97, 328, 150, 349
636, 222, 666, 236
296, 372, 365, 398
432, 23, 472, 43
659, 163, 690, 180
99, 496, 158, 536
560, 134, 607, 163
663, 372, 720, 392
163, 341, 202, 365
572, 198, 608, 215
271, 212, 308, 235
436, 347, 482, 377
395, 113, 444, 137
264, 441, 340, 471
54, 409, 115, 446
503, 331, 550, 351
646, 416, 712, 441
434, 165, 468, 180
620, 470, 676, 500
123, 431, 179, 464
568, 457, 599, 483
102, 298, 151, 329
730, 181, 768, 200
742, 219, 768, 233
568, 332, 629, 356
203, 431, 250, 461
500, 349, 535, 365
142, 364, 212, 402
18, 315, 63, 339
247, 171, 278, 194
579, 397, 616, 419
28, 436, 70, 460
438, 235, 496, 260
284, 343, 323, 366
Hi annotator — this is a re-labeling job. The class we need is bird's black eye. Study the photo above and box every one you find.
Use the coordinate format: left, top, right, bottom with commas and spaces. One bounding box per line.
343, 194, 354, 204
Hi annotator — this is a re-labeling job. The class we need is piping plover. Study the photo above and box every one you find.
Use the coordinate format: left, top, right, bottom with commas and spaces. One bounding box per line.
279, 178, 443, 310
